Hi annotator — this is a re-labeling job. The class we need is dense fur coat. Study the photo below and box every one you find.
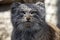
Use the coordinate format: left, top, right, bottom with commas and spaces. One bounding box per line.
11, 2, 55, 40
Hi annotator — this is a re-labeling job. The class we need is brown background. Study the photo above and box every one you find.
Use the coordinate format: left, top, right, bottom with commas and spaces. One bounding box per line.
0, 0, 44, 4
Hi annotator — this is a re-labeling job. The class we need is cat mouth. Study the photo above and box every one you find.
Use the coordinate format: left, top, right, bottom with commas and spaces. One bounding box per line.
23, 21, 34, 28
26, 20, 31, 22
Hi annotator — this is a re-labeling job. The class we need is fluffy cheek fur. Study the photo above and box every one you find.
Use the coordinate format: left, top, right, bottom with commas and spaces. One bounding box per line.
11, 12, 41, 30
12, 15, 41, 31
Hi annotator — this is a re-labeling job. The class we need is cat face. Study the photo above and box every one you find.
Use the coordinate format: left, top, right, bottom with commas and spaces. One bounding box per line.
11, 2, 45, 30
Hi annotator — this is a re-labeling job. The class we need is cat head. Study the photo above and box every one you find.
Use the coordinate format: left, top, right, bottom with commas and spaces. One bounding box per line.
11, 2, 45, 29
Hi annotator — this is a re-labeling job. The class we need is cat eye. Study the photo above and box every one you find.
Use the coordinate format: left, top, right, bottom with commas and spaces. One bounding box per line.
20, 11, 25, 14
18, 11, 25, 14
31, 11, 38, 14
18, 11, 25, 17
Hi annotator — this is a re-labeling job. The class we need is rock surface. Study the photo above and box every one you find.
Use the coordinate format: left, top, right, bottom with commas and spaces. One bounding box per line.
0, 5, 13, 40
0, 0, 13, 4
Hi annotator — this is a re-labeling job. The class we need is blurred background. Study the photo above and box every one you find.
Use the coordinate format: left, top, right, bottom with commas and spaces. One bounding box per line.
0, 0, 44, 4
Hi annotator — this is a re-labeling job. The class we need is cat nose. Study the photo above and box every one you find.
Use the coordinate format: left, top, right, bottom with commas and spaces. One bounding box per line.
26, 17, 30, 21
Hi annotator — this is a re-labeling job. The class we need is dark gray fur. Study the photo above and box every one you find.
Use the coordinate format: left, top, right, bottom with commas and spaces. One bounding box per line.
11, 2, 55, 40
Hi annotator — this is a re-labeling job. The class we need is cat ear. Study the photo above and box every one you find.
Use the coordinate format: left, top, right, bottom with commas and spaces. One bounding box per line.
35, 2, 44, 7
11, 2, 21, 14
11, 2, 21, 9
35, 2, 45, 20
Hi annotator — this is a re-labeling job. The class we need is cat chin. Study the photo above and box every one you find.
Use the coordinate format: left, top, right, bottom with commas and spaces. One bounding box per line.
23, 22, 34, 27
17, 22, 40, 31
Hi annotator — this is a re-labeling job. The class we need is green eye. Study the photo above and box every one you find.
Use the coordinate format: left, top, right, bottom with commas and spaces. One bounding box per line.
20, 11, 25, 14
31, 11, 38, 14
18, 11, 25, 17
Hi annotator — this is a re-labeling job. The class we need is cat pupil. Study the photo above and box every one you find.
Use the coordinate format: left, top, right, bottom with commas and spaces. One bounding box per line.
20, 11, 25, 14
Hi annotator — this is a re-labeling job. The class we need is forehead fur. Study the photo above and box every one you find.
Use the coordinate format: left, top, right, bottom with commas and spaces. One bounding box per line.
18, 4, 38, 11
11, 2, 45, 18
